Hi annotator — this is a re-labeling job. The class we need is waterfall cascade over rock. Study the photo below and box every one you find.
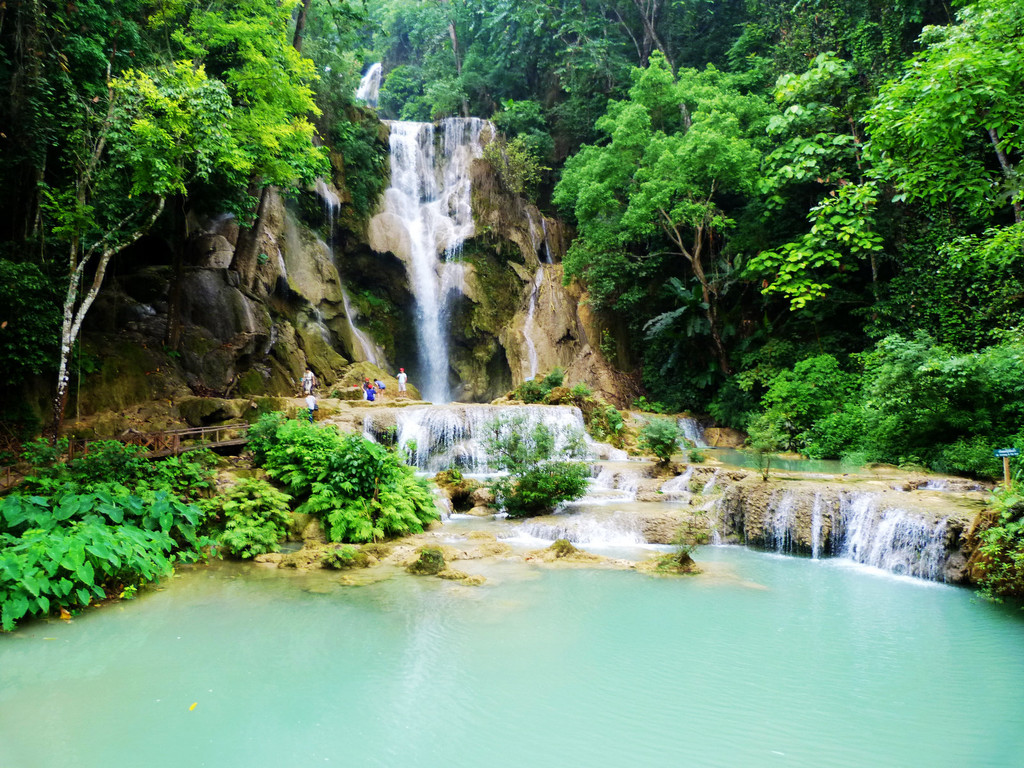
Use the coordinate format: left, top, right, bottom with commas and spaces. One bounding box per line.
369, 118, 489, 402
364, 403, 590, 473
354, 63, 382, 107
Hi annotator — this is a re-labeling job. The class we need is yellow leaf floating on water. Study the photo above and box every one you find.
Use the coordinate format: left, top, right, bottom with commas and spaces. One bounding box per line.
189, 702, 197, 711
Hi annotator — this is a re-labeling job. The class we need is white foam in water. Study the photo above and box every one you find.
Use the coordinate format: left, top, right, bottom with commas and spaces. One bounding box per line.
371, 404, 590, 473
517, 511, 646, 546
354, 62, 382, 107
837, 492, 949, 580
701, 469, 719, 494
660, 466, 695, 501
678, 417, 709, 448
378, 118, 489, 402
766, 492, 798, 553
810, 492, 823, 560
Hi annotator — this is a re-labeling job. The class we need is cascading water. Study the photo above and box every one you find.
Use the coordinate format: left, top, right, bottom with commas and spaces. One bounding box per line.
312, 189, 385, 366
365, 404, 590, 473
765, 492, 798, 553
379, 119, 488, 402
810, 492, 823, 560
678, 417, 709, 448
836, 492, 950, 580
522, 266, 544, 380
515, 512, 646, 547
354, 63, 382, 107
660, 466, 695, 502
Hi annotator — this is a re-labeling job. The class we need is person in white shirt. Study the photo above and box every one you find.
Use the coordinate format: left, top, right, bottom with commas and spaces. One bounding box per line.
301, 368, 317, 395
305, 393, 317, 423
397, 368, 407, 395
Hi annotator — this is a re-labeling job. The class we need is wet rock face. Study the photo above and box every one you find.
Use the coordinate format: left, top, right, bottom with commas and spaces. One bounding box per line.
713, 475, 981, 583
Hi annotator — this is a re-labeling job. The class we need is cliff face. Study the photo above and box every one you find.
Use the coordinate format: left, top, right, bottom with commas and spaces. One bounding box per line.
64, 114, 632, 426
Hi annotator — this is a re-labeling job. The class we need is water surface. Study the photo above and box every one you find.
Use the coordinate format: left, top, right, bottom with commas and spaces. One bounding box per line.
1, 548, 1022, 767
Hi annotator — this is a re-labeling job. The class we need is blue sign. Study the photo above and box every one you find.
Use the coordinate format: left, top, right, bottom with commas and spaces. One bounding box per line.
994, 448, 1020, 458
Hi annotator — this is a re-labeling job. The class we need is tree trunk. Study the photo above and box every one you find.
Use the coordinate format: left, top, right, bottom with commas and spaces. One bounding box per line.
292, 0, 312, 52
989, 127, 1022, 224
231, 183, 272, 292
164, 196, 189, 349
52, 198, 165, 437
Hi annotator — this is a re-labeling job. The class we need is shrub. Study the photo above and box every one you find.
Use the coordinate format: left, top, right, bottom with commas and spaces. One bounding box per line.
0, 491, 208, 631
639, 418, 682, 464
483, 414, 590, 518
542, 368, 565, 389
570, 382, 592, 398
975, 487, 1024, 599
586, 403, 625, 447
208, 479, 293, 559
322, 544, 370, 570
253, 420, 440, 543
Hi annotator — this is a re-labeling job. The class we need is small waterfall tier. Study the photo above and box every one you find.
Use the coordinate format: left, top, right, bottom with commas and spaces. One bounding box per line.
678, 417, 709, 448
733, 487, 961, 581
354, 63, 382, 107
363, 404, 589, 473
370, 118, 489, 402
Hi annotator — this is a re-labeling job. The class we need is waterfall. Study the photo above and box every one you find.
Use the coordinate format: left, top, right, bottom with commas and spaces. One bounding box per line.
765, 492, 798, 553
354, 63, 382, 107
516, 512, 646, 546
522, 266, 544, 380
366, 404, 589, 473
810, 492, 823, 560
339, 286, 382, 367
660, 466, 695, 502
836, 492, 950, 580
312, 190, 386, 366
678, 417, 709, 448
701, 469, 719, 495
380, 119, 488, 402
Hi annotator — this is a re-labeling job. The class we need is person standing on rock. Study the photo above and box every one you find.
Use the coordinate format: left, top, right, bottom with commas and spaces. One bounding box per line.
301, 367, 317, 395
397, 368, 408, 396
306, 393, 318, 423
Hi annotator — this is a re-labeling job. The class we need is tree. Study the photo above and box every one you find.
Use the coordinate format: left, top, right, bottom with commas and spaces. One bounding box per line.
483, 414, 590, 518
747, 53, 884, 308
555, 53, 767, 373
865, 0, 1024, 224
638, 417, 682, 464
46, 62, 240, 435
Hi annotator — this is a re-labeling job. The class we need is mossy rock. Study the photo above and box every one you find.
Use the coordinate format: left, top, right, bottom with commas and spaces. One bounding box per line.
544, 386, 573, 405
252, 397, 289, 418
549, 539, 578, 558
407, 546, 446, 575
177, 397, 245, 427
235, 369, 267, 397
361, 542, 393, 560
322, 545, 371, 570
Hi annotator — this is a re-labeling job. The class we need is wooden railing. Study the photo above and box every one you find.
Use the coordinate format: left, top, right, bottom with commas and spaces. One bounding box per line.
0, 422, 250, 491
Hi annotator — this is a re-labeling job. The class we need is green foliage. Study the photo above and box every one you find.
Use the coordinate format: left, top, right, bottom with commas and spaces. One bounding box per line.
633, 396, 668, 414
570, 383, 593, 399
483, 414, 590, 518
512, 368, 565, 403
639, 418, 683, 464
976, 486, 1024, 599
208, 479, 293, 559
482, 135, 546, 198
865, 0, 1024, 222
0, 261, 62, 385
746, 411, 787, 481
586, 404, 626, 448
252, 419, 439, 543
322, 544, 371, 570
758, 355, 858, 451
20, 442, 216, 502
0, 490, 209, 631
